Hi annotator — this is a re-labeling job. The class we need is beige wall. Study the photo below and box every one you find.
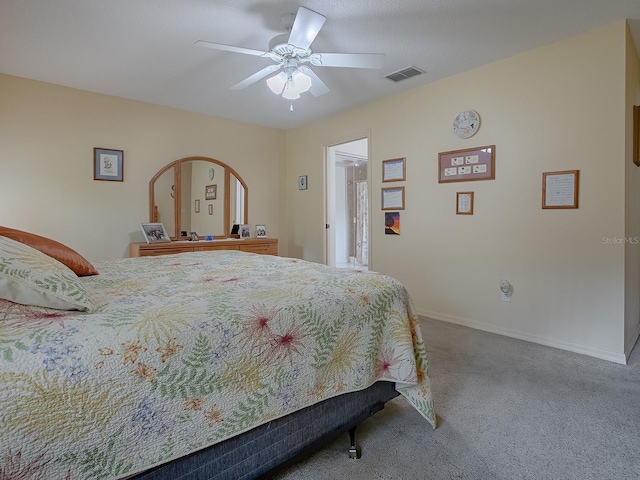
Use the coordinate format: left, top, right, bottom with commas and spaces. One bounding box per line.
1, 21, 637, 363
624, 23, 640, 357
285, 21, 635, 363
0, 74, 286, 260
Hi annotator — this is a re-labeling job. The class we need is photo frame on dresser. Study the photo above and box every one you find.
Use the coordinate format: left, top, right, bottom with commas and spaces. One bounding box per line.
255, 225, 267, 238
140, 223, 171, 243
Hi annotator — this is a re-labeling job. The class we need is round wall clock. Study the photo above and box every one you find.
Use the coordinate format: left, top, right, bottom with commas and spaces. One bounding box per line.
208, 167, 215, 180
453, 110, 480, 139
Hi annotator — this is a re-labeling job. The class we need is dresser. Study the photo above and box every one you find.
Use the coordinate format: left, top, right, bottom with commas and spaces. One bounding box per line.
129, 238, 278, 257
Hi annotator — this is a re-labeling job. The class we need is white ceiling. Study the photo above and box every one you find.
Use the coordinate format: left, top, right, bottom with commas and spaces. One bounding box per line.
2, 0, 640, 130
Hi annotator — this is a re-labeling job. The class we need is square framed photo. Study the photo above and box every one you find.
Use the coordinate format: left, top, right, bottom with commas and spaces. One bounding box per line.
140, 223, 171, 243
255, 225, 267, 238
205, 184, 217, 200
240, 224, 251, 239
94, 148, 124, 181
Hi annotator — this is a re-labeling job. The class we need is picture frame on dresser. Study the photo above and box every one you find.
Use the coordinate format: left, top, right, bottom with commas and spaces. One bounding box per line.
255, 225, 267, 238
140, 223, 171, 243
240, 225, 251, 239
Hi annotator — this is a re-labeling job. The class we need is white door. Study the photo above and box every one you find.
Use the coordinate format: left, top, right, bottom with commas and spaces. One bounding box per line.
325, 138, 369, 270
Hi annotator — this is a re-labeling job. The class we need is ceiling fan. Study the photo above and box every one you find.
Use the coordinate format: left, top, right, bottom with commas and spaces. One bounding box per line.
194, 7, 385, 106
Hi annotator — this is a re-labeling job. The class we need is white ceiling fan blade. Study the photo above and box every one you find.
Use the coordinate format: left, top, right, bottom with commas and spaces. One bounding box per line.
230, 64, 282, 90
299, 67, 330, 97
311, 53, 385, 69
194, 40, 270, 58
287, 7, 326, 50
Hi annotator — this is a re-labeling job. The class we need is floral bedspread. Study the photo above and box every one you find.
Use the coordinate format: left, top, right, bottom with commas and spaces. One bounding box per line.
0, 251, 435, 479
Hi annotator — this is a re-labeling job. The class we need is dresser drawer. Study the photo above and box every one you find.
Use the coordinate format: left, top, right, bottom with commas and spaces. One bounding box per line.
193, 244, 239, 251
240, 243, 278, 255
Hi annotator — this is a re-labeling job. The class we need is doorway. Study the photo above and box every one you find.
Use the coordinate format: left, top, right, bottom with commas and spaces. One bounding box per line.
326, 138, 369, 270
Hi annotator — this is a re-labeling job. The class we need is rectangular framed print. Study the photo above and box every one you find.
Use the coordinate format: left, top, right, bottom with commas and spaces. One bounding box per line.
438, 145, 495, 183
94, 148, 124, 181
140, 223, 171, 243
382, 158, 406, 182
542, 170, 579, 209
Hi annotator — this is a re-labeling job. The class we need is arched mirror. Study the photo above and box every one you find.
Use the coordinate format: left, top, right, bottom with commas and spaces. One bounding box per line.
149, 157, 248, 240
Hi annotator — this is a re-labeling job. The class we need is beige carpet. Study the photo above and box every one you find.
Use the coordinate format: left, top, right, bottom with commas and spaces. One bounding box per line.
271, 317, 640, 480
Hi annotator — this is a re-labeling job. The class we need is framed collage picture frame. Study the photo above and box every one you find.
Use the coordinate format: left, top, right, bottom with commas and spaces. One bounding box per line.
438, 145, 495, 183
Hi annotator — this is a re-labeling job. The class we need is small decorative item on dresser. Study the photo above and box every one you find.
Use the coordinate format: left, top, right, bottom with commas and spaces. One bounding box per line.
190, 232, 199, 241
94, 148, 124, 181
240, 225, 251, 239
140, 223, 170, 244
255, 225, 267, 238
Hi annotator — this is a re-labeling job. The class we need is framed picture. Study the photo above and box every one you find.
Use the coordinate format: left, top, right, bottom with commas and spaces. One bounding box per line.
542, 170, 579, 209
195, 199, 200, 213
94, 148, 124, 181
140, 223, 170, 243
381, 187, 405, 210
240, 224, 251, 239
634, 105, 640, 167
384, 212, 400, 235
190, 232, 199, 241
438, 145, 495, 183
382, 158, 406, 182
205, 184, 217, 200
299, 175, 308, 190
255, 225, 267, 238
456, 192, 474, 215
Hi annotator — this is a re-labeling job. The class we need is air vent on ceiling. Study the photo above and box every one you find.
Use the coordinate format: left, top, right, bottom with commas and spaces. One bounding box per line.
384, 66, 424, 82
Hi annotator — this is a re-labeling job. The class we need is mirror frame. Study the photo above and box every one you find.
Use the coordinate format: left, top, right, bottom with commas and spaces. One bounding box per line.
149, 156, 248, 240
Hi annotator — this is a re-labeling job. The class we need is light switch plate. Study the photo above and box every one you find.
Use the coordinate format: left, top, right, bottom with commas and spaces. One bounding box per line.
298, 175, 308, 190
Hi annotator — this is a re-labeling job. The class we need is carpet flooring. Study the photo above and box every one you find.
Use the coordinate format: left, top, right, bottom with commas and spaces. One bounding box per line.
271, 317, 640, 480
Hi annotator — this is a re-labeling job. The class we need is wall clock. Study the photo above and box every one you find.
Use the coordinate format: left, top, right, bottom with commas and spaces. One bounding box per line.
453, 110, 480, 139
208, 167, 215, 180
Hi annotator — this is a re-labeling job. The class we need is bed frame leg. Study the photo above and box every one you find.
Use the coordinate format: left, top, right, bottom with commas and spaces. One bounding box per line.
348, 426, 361, 459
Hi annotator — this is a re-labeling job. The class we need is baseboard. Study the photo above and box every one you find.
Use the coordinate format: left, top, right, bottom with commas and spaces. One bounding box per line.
624, 321, 640, 362
417, 309, 627, 365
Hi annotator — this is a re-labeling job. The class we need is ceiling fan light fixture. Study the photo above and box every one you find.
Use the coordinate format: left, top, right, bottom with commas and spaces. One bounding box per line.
292, 70, 311, 93
268, 69, 312, 100
266, 72, 288, 94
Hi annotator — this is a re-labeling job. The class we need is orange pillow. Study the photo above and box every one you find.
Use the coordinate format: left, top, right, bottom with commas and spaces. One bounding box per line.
0, 226, 98, 276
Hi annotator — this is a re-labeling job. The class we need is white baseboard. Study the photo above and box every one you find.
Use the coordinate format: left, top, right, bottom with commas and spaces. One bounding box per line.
417, 309, 627, 365
624, 321, 640, 362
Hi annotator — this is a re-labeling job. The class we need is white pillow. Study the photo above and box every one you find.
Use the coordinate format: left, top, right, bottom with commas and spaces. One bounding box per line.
0, 235, 94, 311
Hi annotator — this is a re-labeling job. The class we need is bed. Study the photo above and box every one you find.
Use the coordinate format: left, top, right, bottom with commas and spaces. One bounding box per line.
0, 233, 435, 480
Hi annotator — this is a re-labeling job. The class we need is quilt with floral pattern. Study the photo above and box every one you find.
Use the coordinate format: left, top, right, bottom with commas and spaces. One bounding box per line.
0, 250, 435, 479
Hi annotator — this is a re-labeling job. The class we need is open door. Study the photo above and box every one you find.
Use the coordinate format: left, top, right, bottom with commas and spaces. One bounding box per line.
326, 138, 369, 270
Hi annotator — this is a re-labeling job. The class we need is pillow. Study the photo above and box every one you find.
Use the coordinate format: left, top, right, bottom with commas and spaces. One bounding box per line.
0, 236, 94, 311
0, 226, 98, 276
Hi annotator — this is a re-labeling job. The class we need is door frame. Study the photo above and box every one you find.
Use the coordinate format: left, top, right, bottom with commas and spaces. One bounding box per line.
323, 133, 372, 268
